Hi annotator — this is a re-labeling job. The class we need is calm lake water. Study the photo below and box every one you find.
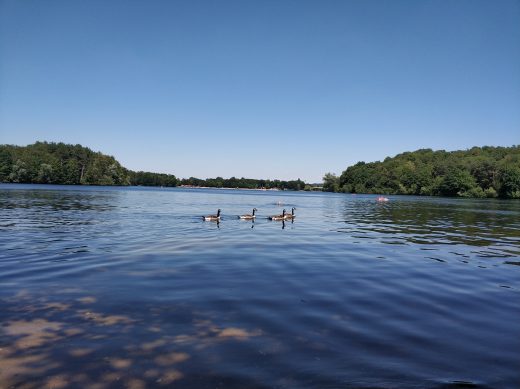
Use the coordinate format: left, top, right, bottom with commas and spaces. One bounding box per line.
1, 184, 519, 389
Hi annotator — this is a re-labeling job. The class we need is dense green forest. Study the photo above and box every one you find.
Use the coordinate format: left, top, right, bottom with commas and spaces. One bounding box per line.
0, 142, 177, 186
323, 146, 520, 199
0, 142, 306, 190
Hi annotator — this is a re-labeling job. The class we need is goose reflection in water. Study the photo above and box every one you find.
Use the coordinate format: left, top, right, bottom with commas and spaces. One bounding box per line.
283, 218, 295, 230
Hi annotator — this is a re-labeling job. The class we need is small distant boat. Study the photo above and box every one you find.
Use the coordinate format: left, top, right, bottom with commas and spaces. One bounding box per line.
377, 196, 389, 202
203, 209, 221, 221
239, 208, 257, 220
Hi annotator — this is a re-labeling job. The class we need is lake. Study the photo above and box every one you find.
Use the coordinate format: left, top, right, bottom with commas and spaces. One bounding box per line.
1, 184, 519, 389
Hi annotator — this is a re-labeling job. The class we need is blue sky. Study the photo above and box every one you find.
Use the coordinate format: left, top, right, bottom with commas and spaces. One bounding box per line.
1, 0, 519, 182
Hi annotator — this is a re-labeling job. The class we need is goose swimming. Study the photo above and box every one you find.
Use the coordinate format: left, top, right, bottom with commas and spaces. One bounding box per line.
203, 209, 221, 221
269, 209, 286, 221
239, 208, 257, 220
284, 207, 296, 220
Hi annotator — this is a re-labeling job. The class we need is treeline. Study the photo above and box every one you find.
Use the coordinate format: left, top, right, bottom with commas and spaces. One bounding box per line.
0, 142, 177, 187
0, 141, 306, 190
323, 146, 520, 199
180, 176, 306, 190
129, 171, 178, 187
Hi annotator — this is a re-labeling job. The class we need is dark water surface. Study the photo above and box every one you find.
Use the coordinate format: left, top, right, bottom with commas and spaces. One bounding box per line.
1, 184, 519, 389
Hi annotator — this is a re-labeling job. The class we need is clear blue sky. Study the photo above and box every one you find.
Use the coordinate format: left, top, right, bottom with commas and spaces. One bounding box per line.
1, 0, 519, 182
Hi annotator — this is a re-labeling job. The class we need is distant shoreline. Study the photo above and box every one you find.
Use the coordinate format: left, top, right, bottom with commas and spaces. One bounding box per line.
0, 182, 306, 191
178, 185, 282, 191
0, 182, 325, 192
0, 142, 308, 191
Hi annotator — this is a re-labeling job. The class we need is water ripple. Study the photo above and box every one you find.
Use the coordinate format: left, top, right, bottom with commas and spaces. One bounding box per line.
0, 184, 519, 388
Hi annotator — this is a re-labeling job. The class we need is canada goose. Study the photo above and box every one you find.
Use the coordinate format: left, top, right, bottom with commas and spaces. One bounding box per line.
239, 208, 257, 220
269, 209, 286, 221
284, 207, 296, 220
203, 209, 221, 221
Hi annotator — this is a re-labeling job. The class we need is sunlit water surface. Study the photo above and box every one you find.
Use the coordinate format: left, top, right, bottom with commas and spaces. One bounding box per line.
1, 184, 519, 389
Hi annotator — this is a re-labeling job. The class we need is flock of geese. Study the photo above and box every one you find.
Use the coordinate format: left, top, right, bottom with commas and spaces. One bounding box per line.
203, 207, 296, 222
